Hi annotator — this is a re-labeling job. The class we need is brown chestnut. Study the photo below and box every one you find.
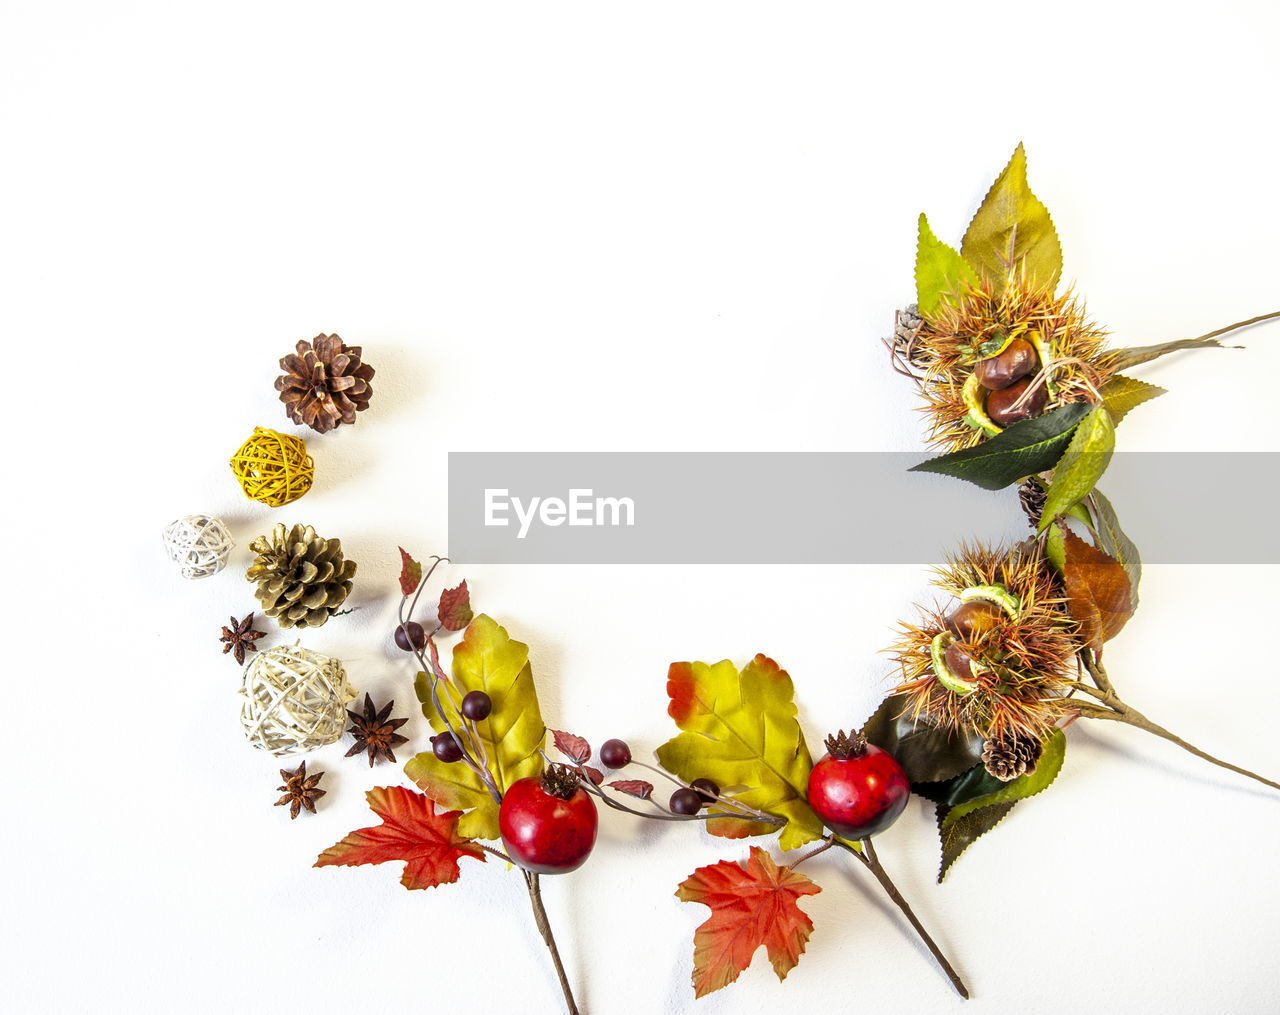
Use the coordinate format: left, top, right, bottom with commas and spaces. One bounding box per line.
986, 376, 1048, 426
945, 599, 1004, 642
974, 337, 1038, 390
942, 641, 977, 683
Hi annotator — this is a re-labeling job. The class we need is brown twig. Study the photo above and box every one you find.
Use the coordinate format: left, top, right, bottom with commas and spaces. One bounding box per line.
834, 837, 970, 999
1077, 654, 1280, 792
523, 870, 580, 1015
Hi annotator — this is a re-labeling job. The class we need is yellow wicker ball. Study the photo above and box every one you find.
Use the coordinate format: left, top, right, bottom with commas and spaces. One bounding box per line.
230, 427, 314, 507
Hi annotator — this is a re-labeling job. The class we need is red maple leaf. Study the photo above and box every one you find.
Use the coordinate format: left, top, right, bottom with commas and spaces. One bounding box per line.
397, 547, 422, 598
315, 786, 484, 890
437, 580, 474, 632
676, 845, 821, 997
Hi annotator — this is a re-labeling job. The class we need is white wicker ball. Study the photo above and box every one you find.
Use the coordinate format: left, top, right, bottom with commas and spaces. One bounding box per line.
238, 643, 356, 757
162, 514, 235, 579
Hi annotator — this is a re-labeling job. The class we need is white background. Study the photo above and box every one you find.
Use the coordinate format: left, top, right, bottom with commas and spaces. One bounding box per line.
5, 2, 1280, 1013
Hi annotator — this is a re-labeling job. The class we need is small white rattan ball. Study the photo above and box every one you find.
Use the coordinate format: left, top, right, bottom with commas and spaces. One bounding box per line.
239, 643, 356, 757
162, 514, 235, 579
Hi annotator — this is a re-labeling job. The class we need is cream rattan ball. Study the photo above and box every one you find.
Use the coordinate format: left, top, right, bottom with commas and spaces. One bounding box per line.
239, 643, 356, 756
162, 514, 235, 579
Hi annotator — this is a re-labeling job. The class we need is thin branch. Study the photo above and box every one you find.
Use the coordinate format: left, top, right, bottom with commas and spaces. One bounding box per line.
523, 871, 580, 1015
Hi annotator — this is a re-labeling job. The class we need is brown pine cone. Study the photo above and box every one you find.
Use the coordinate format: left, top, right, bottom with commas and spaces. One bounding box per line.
981, 728, 1044, 782
246, 523, 357, 629
275, 334, 374, 434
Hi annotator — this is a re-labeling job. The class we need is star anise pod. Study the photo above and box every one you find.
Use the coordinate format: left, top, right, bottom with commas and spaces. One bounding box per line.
344, 693, 410, 767
220, 612, 266, 665
275, 761, 325, 819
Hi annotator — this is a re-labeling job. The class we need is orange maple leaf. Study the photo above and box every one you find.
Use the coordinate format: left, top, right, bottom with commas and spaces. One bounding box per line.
676, 845, 822, 997
315, 786, 485, 890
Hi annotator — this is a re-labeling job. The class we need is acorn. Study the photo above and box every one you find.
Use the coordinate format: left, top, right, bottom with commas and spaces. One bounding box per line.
975, 337, 1038, 390
986, 376, 1048, 426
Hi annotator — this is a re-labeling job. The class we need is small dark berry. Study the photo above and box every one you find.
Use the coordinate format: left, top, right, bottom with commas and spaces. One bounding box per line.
599, 739, 632, 769
461, 690, 492, 721
669, 788, 703, 815
394, 621, 426, 652
432, 732, 464, 763
691, 778, 720, 803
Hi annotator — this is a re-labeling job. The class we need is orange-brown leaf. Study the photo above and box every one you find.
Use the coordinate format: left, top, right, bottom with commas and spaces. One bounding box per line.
397, 547, 422, 598
675, 845, 821, 998
314, 786, 484, 890
1060, 525, 1133, 650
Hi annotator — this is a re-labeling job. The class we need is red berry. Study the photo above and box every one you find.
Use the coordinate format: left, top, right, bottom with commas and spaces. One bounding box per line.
669, 788, 703, 815
691, 778, 720, 803
461, 690, 492, 721
599, 739, 631, 769
394, 622, 426, 652
807, 732, 909, 839
499, 769, 598, 874
432, 732, 464, 763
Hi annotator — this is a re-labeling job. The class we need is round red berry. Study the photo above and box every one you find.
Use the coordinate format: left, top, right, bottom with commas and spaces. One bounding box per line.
599, 739, 631, 769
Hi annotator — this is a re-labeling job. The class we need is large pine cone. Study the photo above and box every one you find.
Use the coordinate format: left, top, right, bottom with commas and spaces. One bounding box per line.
275, 334, 374, 434
246, 523, 357, 628
981, 728, 1044, 782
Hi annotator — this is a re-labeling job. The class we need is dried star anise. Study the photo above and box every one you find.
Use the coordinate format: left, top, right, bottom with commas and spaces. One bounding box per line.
344, 692, 410, 767
275, 761, 325, 819
220, 612, 266, 665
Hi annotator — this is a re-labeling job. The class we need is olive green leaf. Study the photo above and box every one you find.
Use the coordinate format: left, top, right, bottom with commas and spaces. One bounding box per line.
1099, 374, 1166, 425
915, 213, 980, 319
1103, 337, 1236, 372
861, 694, 985, 785
657, 655, 824, 852
961, 143, 1063, 293
937, 801, 1017, 882
1038, 406, 1116, 532
1085, 489, 1142, 612
910, 401, 1091, 490
404, 614, 546, 840
935, 729, 1067, 880
1059, 527, 1134, 650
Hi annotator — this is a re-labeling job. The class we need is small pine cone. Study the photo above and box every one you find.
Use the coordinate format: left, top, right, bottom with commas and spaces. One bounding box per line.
892, 304, 927, 371
276, 334, 375, 434
246, 523, 357, 629
1018, 480, 1048, 529
981, 729, 1044, 782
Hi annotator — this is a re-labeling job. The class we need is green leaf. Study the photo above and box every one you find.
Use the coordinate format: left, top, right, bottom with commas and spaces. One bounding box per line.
910, 401, 1092, 490
937, 801, 1017, 881
861, 694, 985, 785
1038, 406, 1116, 532
404, 614, 546, 840
961, 143, 1062, 293
934, 729, 1067, 880
914, 763, 1004, 809
1099, 374, 1166, 425
657, 655, 824, 852
1045, 522, 1066, 573
1084, 488, 1142, 612
915, 213, 980, 318
1104, 337, 1236, 372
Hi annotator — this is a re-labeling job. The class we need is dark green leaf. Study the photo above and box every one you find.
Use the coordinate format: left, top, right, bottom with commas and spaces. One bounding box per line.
861, 694, 984, 785
910, 402, 1092, 490
1085, 489, 1142, 612
915, 213, 980, 318
961, 143, 1062, 293
914, 763, 1004, 809
941, 730, 1066, 827
937, 801, 1017, 881
1098, 374, 1166, 425
1038, 406, 1116, 532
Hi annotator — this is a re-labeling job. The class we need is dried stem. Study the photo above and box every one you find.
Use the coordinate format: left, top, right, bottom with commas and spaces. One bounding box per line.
1077, 654, 1279, 792
835, 838, 970, 1000
523, 870, 580, 1015
1189, 310, 1280, 343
